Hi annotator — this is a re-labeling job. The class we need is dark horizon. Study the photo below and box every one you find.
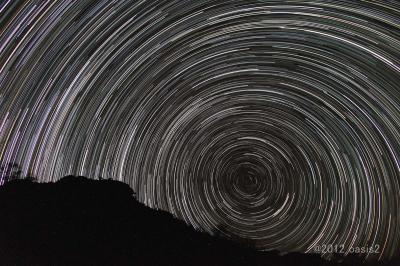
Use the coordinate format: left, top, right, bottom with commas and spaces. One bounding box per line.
0, 174, 398, 266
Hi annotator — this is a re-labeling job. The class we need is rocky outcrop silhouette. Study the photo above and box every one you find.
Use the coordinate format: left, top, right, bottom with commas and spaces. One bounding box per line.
0, 176, 397, 266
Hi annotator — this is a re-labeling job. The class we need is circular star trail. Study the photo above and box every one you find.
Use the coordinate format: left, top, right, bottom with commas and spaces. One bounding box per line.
1, 0, 400, 261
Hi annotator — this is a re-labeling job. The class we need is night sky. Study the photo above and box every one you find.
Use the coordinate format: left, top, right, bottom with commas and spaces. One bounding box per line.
1, 0, 400, 262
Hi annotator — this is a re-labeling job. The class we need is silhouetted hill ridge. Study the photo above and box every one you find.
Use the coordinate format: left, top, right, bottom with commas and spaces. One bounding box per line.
0, 176, 398, 266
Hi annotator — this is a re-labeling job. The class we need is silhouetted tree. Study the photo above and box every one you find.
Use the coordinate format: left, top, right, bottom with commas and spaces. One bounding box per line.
0, 162, 21, 184
25, 175, 37, 182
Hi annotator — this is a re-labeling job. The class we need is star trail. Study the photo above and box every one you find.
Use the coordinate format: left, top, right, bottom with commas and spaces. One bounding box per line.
1, 0, 400, 261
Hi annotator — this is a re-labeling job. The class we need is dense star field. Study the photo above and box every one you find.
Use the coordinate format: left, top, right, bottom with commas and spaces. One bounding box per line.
1, 0, 400, 261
